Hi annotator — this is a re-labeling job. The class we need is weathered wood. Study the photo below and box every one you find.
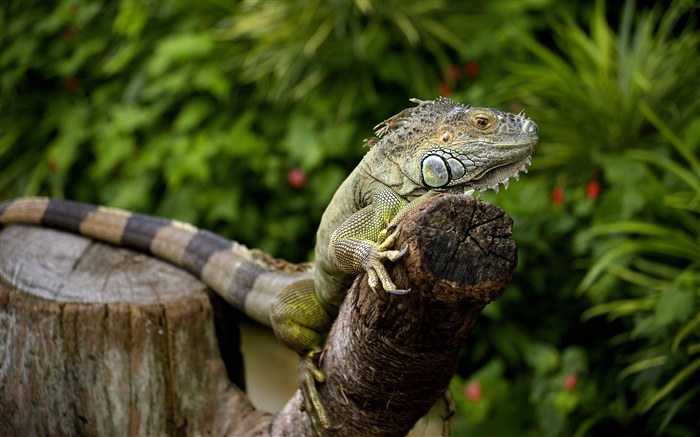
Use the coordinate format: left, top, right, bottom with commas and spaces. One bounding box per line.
0, 226, 261, 436
1, 194, 516, 437
271, 194, 517, 436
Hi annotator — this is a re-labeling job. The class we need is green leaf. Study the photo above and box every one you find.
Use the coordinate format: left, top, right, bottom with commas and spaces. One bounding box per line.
673, 312, 700, 352
562, 346, 589, 372
654, 281, 695, 327
148, 33, 214, 77
627, 149, 700, 195
91, 132, 135, 180
111, 103, 160, 132
100, 174, 155, 211
114, 0, 148, 38
282, 115, 323, 169
319, 122, 357, 159
192, 64, 230, 100
45, 105, 92, 176
582, 296, 655, 321
309, 165, 346, 209
639, 101, 700, 172
163, 136, 215, 189
204, 187, 241, 224
655, 384, 700, 435
578, 243, 635, 293
582, 221, 678, 240
173, 98, 213, 133
618, 356, 667, 381
605, 263, 665, 290
638, 357, 700, 413
55, 38, 107, 76
522, 341, 560, 375
223, 112, 269, 157
101, 43, 140, 76
554, 390, 579, 418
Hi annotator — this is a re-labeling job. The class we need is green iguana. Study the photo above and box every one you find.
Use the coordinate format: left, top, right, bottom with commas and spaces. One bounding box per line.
0, 97, 538, 434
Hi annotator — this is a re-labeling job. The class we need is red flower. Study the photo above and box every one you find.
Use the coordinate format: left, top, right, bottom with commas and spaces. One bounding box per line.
564, 372, 578, 392
47, 159, 59, 174
65, 76, 79, 92
447, 64, 461, 81
62, 27, 76, 42
287, 168, 306, 189
552, 186, 564, 206
464, 61, 479, 78
465, 380, 482, 402
439, 82, 452, 97
586, 179, 600, 200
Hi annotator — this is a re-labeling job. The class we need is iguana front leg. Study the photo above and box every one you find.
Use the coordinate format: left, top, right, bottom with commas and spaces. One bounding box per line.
328, 187, 412, 295
332, 189, 441, 295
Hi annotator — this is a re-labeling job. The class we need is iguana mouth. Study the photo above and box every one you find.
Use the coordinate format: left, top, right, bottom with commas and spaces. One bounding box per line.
462, 154, 532, 196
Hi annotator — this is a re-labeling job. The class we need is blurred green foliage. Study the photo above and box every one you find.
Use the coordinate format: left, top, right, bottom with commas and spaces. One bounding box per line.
1, 0, 698, 435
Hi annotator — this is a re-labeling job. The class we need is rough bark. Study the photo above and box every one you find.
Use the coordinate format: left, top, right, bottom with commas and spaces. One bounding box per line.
1, 194, 516, 436
0, 226, 264, 436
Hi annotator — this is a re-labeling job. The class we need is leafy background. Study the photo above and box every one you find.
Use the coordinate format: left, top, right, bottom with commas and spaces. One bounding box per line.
1, 0, 698, 435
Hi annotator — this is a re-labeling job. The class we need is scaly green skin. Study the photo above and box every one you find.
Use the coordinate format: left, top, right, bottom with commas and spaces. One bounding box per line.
270, 97, 539, 433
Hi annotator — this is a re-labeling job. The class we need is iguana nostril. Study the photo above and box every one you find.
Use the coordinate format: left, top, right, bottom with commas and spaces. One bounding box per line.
523, 120, 538, 134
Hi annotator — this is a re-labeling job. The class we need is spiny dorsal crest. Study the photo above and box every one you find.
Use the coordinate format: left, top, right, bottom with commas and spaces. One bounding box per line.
367, 97, 471, 147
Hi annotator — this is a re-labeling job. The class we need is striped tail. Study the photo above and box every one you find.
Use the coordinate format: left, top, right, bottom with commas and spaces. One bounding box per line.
0, 197, 312, 326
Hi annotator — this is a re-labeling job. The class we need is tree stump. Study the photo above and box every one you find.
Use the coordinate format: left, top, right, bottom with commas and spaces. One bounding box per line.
1, 194, 517, 436
0, 226, 265, 436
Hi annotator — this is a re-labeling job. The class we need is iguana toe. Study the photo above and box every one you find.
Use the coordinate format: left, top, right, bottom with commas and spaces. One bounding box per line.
372, 260, 397, 292
367, 268, 410, 296
299, 352, 342, 435
377, 223, 402, 249
371, 244, 410, 294
304, 350, 326, 382
386, 244, 409, 261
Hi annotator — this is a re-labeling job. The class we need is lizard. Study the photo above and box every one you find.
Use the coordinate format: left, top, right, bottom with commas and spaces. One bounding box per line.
0, 96, 538, 434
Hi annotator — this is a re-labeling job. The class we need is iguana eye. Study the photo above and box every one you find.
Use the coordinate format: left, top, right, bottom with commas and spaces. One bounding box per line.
441, 132, 451, 142
475, 117, 490, 129
421, 155, 450, 188
470, 111, 495, 130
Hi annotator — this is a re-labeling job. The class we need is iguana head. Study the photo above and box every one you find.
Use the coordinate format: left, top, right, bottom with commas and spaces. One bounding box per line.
368, 97, 538, 197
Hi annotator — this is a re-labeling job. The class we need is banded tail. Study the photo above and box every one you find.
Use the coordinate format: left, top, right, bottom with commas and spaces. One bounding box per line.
0, 197, 312, 325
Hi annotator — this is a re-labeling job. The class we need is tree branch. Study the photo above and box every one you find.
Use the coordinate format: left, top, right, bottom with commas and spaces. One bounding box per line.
271, 194, 517, 436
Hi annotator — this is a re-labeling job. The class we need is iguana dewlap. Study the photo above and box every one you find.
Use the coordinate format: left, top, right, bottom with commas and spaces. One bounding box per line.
0, 97, 538, 434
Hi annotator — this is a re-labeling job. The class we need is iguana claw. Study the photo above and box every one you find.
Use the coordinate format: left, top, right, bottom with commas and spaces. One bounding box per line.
391, 244, 409, 261
299, 350, 343, 435
440, 389, 456, 437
